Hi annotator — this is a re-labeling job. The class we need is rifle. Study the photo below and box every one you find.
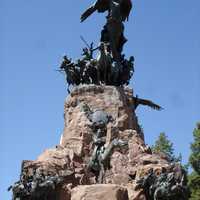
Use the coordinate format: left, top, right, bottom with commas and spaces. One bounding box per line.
80, 35, 91, 49
80, 35, 99, 57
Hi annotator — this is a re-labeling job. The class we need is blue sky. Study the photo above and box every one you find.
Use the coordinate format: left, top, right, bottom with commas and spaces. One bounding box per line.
0, 0, 199, 199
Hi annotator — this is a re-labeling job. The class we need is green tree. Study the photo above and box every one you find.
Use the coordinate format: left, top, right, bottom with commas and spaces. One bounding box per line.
188, 122, 200, 200
152, 132, 181, 162
189, 123, 200, 174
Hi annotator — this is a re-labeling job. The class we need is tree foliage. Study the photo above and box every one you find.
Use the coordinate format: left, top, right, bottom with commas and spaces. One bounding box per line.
152, 132, 181, 162
189, 123, 200, 173
188, 122, 200, 200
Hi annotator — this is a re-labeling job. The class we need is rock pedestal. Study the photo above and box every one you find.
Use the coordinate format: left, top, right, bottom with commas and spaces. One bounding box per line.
71, 184, 129, 200
13, 85, 186, 200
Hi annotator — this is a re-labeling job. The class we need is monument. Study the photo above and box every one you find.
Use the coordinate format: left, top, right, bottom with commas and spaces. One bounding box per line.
9, 1, 189, 199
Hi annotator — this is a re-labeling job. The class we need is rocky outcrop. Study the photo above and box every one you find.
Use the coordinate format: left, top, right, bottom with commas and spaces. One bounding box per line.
60, 85, 143, 155
10, 85, 187, 200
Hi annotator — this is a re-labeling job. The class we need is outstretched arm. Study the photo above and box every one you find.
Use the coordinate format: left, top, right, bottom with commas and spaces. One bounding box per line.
133, 96, 163, 111
138, 98, 163, 110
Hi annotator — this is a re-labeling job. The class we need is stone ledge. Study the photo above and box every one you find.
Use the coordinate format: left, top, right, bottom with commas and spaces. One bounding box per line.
71, 184, 129, 200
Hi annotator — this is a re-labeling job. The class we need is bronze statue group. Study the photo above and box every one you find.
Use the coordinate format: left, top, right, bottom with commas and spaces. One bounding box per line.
58, 2, 189, 200
80, 103, 128, 184
9, 1, 190, 200
59, 0, 134, 93
135, 167, 189, 200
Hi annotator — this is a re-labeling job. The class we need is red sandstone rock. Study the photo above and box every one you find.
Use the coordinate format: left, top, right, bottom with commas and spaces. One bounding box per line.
16, 85, 183, 200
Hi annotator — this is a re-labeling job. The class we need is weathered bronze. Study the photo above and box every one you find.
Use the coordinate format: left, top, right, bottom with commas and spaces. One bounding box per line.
58, 0, 134, 90
136, 168, 190, 200
88, 135, 128, 183
8, 169, 73, 200
132, 95, 163, 111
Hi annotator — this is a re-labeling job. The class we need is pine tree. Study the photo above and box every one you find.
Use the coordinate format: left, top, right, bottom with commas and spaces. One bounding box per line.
189, 123, 200, 174
152, 132, 181, 162
188, 122, 200, 200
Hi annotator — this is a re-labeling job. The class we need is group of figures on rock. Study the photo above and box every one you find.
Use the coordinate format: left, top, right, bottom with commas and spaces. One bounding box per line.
136, 167, 190, 200
59, 0, 134, 92
8, 101, 164, 200
80, 103, 128, 183
8, 164, 73, 200
8, 107, 128, 199
9, 1, 190, 200
80, 104, 190, 200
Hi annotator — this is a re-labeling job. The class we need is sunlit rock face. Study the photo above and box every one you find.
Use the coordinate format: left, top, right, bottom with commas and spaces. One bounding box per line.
11, 85, 187, 200
60, 85, 143, 156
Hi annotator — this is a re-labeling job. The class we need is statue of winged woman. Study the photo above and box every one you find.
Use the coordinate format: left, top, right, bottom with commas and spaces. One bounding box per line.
81, 0, 132, 62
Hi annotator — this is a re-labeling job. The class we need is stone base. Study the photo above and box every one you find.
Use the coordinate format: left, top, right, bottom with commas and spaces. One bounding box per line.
71, 184, 128, 200
10, 85, 188, 200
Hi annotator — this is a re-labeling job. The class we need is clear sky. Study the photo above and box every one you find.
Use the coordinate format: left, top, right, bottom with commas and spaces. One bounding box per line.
0, 0, 199, 199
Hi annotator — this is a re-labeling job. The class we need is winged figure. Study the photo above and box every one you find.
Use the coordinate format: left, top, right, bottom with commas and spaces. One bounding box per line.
81, 0, 132, 22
